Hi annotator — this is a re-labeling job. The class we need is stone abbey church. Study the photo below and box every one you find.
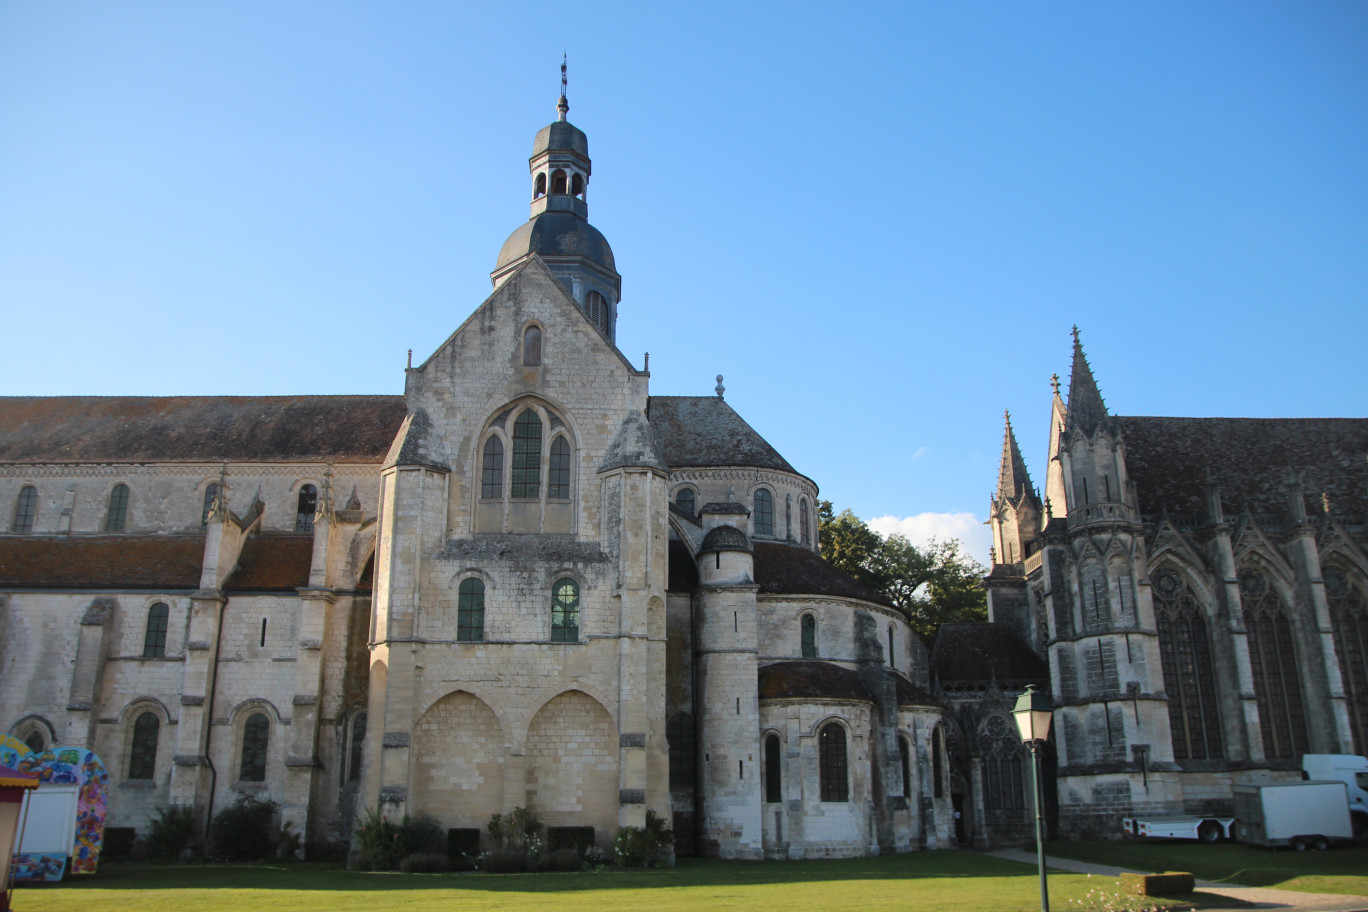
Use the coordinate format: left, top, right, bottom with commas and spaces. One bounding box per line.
2, 88, 1366, 859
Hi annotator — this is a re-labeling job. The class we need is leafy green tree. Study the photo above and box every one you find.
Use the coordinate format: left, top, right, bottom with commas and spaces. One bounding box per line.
818, 502, 987, 644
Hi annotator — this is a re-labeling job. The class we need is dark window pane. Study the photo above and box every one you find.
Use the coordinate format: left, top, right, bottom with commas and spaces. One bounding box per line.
348, 712, 367, 782
482, 436, 503, 499
202, 484, 219, 527
129, 712, 159, 780
801, 614, 817, 658
668, 712, 696, 789
512, 410, 542, 499
23, 730, 46, 753
13, 485, 38, 533
675, 488, 695, 516
1152, 569, 1223, 761
818, 723, 848, 802
523, 326, 541, 366
296, 485, 317, 532
240, 713, 269, 782
1327, 567, 1368, 755
551, 578, 579, 642
143, 603, 169, 658
932, 727, 944, 798
800, 500, 810, 545
764, 734, 782, 803
106, 484, 129, 532
551, 169, 567, 194
1242, 570, 1308, 759
549, 436, 571, 499
754, 489, 773, 537
457, 578, 485, 642
898, 736, 911, 798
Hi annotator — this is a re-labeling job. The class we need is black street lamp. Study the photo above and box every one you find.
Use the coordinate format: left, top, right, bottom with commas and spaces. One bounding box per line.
1013, 684, 1054, 912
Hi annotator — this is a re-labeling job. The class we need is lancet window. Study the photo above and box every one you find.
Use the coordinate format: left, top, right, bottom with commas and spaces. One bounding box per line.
1152, 568, 1222, 760
1241, 569, 1309, 759
1326, 565, 1368, 754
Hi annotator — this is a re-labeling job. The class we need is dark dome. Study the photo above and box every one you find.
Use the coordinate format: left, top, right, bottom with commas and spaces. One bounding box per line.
699, 524, 752, 555
495, 211, 616, 273
533, 121, 588, 158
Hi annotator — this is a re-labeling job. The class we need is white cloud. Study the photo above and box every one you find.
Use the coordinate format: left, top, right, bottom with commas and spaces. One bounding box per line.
909, 446, 928, 461
867, 512, 992, 565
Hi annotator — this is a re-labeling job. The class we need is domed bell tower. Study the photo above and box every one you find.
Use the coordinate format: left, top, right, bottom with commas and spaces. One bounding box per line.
492, 63, 623, 342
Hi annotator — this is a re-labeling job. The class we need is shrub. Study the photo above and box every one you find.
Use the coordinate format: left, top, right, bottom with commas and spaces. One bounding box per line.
1120, 872, 1195, 896
448, 827, 481, 863
546, 826, 595, 854
480, 848, 527, 873
278, 820, 302, 859
406, 814, 446, 855
354, 809, 406, 871
208, 795, 279, 861
488, 807, 542, 853
613, 810, 674, 868
145, 804, 199, 861
547, 847, 583, 871
103, 827, 136, 861
448, 853, 477, 872
400, 852, 449, 874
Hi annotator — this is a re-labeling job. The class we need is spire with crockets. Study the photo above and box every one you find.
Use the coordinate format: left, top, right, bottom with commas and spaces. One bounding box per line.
1064, 325, 1111, 438
996, 410, 1038, 508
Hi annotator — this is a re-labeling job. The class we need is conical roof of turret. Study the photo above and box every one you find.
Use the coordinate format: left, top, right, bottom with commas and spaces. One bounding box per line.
997, 411, 1036, 506
1064, 326, 1110, 436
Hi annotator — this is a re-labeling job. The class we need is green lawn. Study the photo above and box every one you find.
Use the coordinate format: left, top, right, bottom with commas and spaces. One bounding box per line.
1045, 839, 1368, 897
11, 853, 1200, 912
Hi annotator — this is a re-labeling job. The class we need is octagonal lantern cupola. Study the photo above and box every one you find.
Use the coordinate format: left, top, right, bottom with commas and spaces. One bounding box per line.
492, 70, 622, 343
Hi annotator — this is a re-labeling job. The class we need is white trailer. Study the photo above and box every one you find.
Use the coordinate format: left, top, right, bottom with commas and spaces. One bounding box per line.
1233, 780, 1354, 850
1122, 815, 1234, 843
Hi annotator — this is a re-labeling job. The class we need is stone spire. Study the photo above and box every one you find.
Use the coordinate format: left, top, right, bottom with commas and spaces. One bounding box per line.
997, 411, 1036, 506
1064, 326, 1110, 437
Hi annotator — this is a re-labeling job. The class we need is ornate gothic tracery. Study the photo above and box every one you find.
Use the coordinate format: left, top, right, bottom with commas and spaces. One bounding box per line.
1240, 569, 1309, 759
1326, 565, 1368, 754
1152, 568, 1222, 760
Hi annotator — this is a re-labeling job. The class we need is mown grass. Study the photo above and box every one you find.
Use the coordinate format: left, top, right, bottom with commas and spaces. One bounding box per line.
11, 852, 1199, 912
1044, 839, 1368, 897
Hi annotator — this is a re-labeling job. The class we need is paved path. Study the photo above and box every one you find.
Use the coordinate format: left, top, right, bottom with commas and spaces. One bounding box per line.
987, 848, 1368, 912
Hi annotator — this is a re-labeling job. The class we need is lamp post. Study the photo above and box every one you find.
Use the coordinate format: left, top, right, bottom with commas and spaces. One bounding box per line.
1013, 684, 1054, 912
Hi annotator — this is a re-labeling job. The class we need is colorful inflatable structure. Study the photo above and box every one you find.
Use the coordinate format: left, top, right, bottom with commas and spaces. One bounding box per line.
0, 737, 107, 883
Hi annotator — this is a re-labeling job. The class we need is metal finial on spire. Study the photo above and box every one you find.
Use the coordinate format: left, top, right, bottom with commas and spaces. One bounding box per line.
1071, 324, 1080, 344
1050, 373, 1061, 396
557, 53, 569, 122
715, 374, 725, 400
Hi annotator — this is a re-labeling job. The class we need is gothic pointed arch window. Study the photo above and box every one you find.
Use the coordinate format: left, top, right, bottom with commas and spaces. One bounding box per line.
457, 578, 485, 643
512, 410, 542, 499
549, 436, 571, 500
1152, 568, 1223, 760
1241, 568, 1309, 759
754, 488, 774, 537
551, 578, 579, 643
1325, 565, 1368, 754
818, 722, 849, 802
201, 483, 219, 527
800, 613, 817, 658
981, 714, 1025, 816
105, 483, 130, 532
128, 711, 160, 780
296, 484, 317, 532
481, 436, 504, 499
12, 485, 37, 533
764, 733, 782, 803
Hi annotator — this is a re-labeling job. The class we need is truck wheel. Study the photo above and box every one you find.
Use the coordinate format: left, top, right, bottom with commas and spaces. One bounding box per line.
1197, 821, 1222, 844
1313, 837, 1329, 851
1292, 837, 1309, 852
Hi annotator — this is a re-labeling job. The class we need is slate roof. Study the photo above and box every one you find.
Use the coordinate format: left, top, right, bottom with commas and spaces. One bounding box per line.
1117, 417, 1368, 518
0, 396, 407, 464
759, 661, 939, 707
647, 397, 798, 473
931, 623, 1047, 685
0, 536, 205, 589
753, 542, 892, 607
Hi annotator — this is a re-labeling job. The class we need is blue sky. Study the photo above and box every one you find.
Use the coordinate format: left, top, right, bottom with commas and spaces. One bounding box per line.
3, 1, 1366, 562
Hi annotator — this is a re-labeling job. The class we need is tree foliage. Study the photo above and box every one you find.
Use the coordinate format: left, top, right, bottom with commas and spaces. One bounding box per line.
817, 500, 987, 644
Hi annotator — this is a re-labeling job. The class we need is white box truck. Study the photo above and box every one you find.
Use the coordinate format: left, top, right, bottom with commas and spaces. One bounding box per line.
1301, 754, 1368, 842
1233, 780, 1353, 850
